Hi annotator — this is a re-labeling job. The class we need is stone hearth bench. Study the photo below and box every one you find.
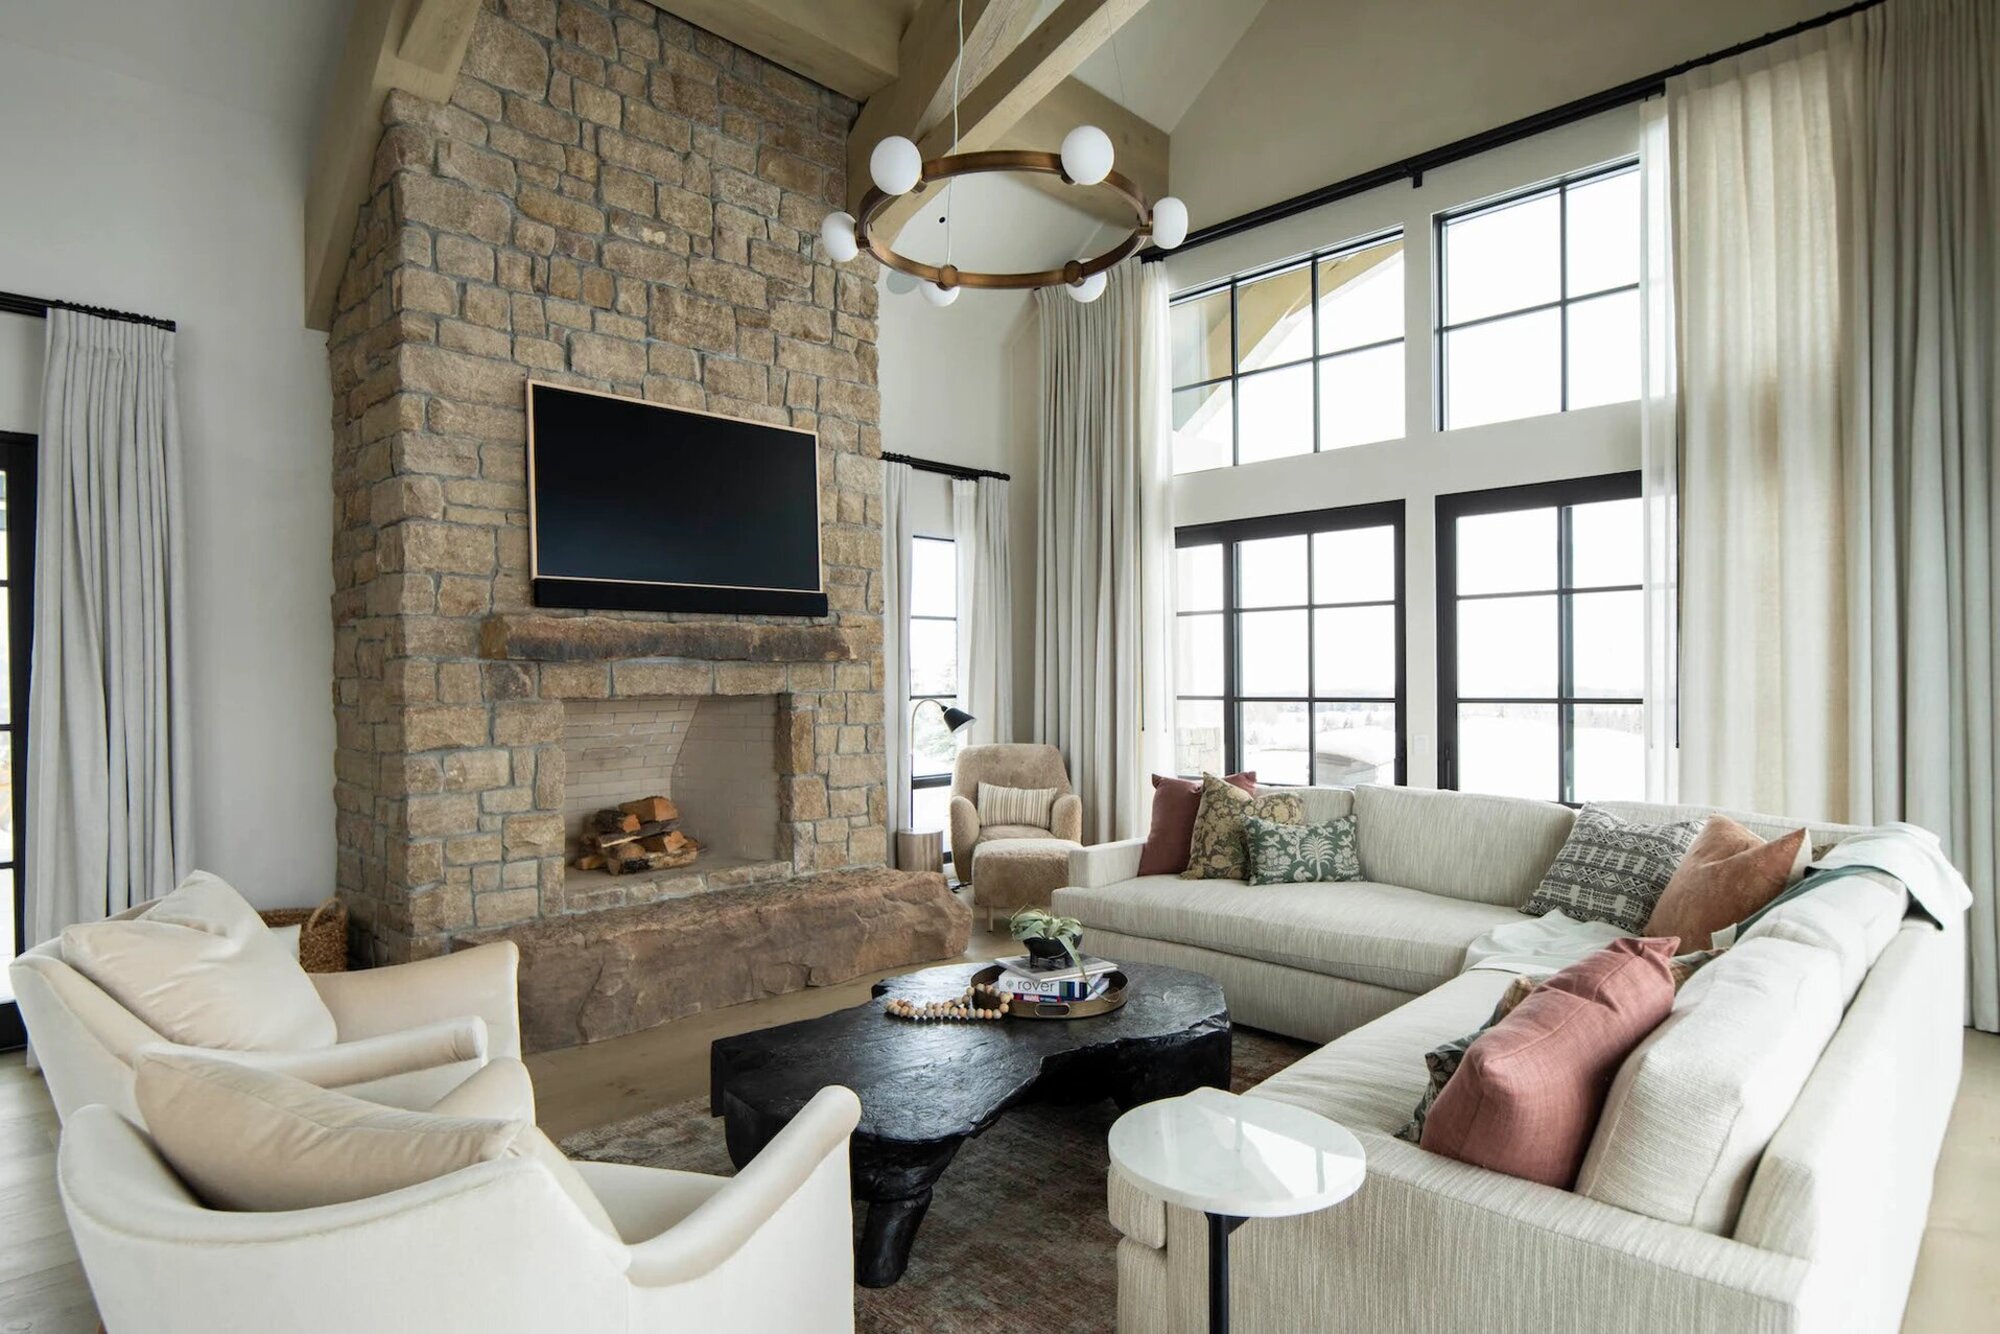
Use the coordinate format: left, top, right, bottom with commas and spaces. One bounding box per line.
456, 868, 970, 1053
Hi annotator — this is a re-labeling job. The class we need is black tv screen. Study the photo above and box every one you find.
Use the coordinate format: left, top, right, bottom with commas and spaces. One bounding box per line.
528, 382, 827, 616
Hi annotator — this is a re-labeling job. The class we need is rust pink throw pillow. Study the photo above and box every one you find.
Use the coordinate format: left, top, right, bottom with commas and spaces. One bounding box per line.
1137, 772, 1255, 876
1644, 816, 1809, 951
1419, 937, 1679, 1188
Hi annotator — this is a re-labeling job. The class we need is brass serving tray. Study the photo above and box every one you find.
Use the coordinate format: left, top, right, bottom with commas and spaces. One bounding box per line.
973, 964, 1128, 1020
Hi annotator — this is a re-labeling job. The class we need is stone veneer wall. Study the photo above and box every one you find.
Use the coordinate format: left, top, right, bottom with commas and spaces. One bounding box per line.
326, 0, 886, 965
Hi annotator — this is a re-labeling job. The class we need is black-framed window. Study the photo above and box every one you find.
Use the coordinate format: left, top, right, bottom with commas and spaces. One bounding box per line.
1170, 231, 1405, 474
906, 535, 959, 849
0, 433, 35, 1050
1436, 160, 1640, 430
1175, 502, 1405, 788
1437, 472, 1643, 805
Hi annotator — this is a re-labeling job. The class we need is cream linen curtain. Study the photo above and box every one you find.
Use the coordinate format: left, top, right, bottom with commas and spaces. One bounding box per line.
1672, 0, 2000, 1028
1033, 260, 1174, 844
880, 461, 915, 862
27, 309, 190, 943
951, 476, 1013, 746
1637, 98, 1680, 803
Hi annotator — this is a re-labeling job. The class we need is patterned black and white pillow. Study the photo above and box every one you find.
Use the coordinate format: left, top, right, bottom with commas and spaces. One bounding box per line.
1521, 805, 1702, 932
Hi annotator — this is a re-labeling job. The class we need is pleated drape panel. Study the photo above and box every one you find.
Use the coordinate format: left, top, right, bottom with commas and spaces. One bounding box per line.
1032, 260, 1174, 845
27, 309, 190, 943
952, 476, 1013, 747
1670, 0, 2000, 1028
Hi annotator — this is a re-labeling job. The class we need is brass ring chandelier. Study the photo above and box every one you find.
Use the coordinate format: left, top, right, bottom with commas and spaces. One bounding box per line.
816, 1, 1187, 307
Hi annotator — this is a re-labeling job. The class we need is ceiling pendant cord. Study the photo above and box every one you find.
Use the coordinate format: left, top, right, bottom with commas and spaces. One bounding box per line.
945, 0, 964, 267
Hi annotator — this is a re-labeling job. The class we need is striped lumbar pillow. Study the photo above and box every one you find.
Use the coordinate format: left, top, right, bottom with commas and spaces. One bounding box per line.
977, 782, 1059, 828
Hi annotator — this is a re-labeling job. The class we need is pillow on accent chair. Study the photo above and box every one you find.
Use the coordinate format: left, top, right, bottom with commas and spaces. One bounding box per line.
1418, 937, 1678, 1188
1138, 772, 1256, 875
61, 871, 337, 1051
134, 1048, 619, 1235
1182, 775, 1306, 881
1244, 814, 1362, 886
1520, 806, 1703, 932
1644, 816, 1809, 951
976, 782, 1059, 829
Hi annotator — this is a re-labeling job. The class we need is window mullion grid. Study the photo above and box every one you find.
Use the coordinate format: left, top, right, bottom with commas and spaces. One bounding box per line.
1304, 536, 1317, 783
1557, 178, 1571, 411
1309, 257, 1322, 457
1222, 540, 1240, 776
1229, 282, 1242, 468
1557, 504, 1576, 803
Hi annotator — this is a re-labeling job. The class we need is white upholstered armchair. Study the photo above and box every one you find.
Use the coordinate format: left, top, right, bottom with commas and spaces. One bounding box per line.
59, 1083, 863, 1334
12, 923, 525, 1124
947, 743, 1082, 873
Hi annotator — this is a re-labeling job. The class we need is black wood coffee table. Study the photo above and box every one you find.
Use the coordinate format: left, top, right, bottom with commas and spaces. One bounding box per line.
709, 959, 1230, 1286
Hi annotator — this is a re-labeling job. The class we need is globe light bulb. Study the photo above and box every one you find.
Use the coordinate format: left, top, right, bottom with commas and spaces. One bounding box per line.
819, 211, 858, 263
884, 269, 920, 296
870, 136, 923, 196
1060, 125, 1114, 187
1150, 196, 1190, 250
1066, 271, 1107, 303
922, 281, 960, 307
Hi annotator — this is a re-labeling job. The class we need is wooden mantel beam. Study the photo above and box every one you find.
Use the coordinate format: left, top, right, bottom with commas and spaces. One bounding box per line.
304, 0, 482, 332
849, 0, 1155, 240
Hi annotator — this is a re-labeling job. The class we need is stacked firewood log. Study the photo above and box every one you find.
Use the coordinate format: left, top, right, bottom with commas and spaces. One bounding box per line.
571, 796, 699, 874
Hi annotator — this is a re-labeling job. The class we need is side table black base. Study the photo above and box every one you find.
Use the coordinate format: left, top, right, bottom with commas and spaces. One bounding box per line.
1206, 1212, 1246, 1333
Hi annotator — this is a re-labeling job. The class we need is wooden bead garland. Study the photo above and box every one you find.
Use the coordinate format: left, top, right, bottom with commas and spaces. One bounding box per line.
885, 982, 1008, 1023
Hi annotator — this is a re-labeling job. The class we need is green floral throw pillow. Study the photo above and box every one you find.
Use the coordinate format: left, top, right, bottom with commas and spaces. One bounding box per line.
1182, 774, 1305, 881
1245, 814, 1362, 886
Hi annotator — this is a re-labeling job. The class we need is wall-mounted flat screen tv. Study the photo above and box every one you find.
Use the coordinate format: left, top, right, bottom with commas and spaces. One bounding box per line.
527, 381, 827, 617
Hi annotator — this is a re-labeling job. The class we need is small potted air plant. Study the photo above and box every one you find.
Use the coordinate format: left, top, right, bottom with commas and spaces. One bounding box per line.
1010, 907, 1084, 972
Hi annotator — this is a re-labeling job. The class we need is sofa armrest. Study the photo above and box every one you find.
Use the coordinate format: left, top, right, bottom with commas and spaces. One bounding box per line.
948, 795, 981, 874
1070, 838, 1145, 888
1050, 793, 1083, 843
148, 1016, 490, 1091
312, 941, 522, 1059
428, 1055, 538, 1122
624, 1084, 860, 1286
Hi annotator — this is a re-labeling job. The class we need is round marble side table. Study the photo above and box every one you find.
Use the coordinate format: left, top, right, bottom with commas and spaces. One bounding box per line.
1108, 1087, 1366, 1333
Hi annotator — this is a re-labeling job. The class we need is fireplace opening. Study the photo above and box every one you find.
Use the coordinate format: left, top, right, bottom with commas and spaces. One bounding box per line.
560, 694, 785, 900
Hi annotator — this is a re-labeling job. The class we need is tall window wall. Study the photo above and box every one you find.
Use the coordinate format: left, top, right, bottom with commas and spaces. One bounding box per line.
1174, 503, 1405, 787
1165, 133, 1650, 799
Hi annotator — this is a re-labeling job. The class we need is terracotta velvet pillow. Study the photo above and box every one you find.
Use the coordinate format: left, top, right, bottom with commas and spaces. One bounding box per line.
1419, 937, 1678, 1189
1138, 772, 1255, 876
1644, 816, 1809, 951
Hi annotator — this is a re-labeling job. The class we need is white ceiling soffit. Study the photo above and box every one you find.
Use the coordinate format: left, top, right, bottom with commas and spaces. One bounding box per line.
1030, 0, 1267, 132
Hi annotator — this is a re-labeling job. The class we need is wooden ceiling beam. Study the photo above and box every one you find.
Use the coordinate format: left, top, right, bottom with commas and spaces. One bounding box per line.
849, 0, 1156, 238
304, 0, 482, 332
645, 1, 906, 100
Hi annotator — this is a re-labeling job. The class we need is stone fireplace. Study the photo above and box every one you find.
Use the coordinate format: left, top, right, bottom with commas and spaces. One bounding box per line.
323, 0, 966, 1047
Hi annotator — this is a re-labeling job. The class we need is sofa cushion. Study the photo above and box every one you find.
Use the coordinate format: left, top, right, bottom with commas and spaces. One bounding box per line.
1736, 869, 1907, 1003
1139, 772, 1256, 876
61, 871, 337, 1051
1184, 777, 1306, 881
1521, 805, 1703, 932
1294, 786, 1356, 825
1245, 814, 1362, 885
1644, 817, 1809, 950
1055, 876, 1519, 993
1248, 968, 1516, 1134
1420, 937, 1679, 1189
1352, 785, 1574, 907
1576, 937, 1843, 1233
976, 823, 1057, 843
134, 1049, 619, 1236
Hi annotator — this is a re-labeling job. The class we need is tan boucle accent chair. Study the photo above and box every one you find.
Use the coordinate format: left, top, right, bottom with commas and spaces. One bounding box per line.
948, 743, 1082, 876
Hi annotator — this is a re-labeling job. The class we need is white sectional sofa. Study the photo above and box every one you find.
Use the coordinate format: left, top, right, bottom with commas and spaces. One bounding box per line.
1054, 784, 1963, 1334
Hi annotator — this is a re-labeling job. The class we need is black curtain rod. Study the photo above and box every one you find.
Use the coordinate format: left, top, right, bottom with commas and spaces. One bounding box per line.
1143, 0, 1888, 261
882, 451, 1011, 483
0, 291, 176, 333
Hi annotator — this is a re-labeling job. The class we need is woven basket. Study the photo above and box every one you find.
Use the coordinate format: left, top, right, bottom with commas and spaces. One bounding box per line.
259, 898, 349, 974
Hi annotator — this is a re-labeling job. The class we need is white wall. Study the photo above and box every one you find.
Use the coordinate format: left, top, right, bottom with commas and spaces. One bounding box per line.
878, 281, 1043, 740
1164, 110, 1645, 788
0, 14, 342, 909
1170, 0, 1834, 226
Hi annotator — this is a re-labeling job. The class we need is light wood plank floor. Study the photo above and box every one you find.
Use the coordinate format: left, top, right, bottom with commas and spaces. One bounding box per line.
6, 929, 1997, 1330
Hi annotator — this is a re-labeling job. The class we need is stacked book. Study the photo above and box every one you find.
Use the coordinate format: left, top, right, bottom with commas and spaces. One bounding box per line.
993, 953, 1117, 1003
